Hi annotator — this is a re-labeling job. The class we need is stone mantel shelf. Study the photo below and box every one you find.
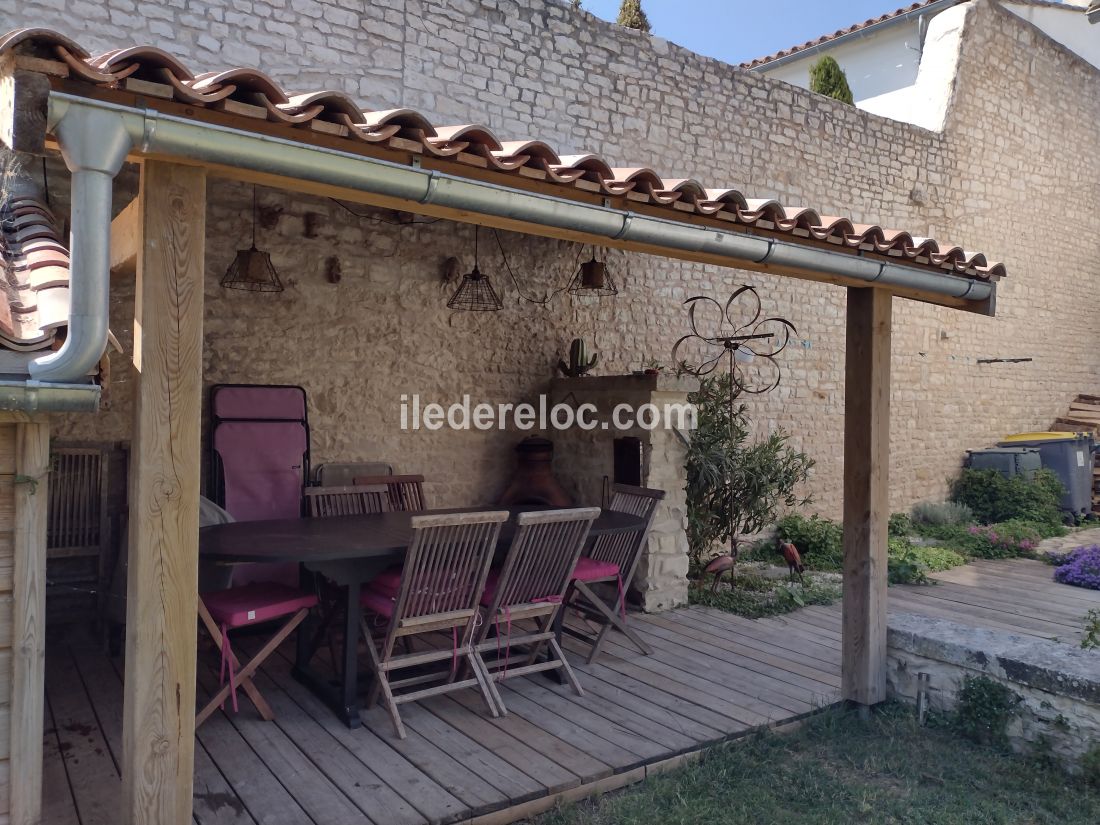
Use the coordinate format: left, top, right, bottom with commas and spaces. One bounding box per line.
551, 373, 699, 394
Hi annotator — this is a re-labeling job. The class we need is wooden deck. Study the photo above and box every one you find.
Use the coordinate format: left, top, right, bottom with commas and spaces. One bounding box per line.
42, 558, 1099, 825
43, 606, 840, 825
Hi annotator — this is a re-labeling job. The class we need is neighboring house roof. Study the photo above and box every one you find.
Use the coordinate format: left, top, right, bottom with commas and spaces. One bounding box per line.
0, 28, 1005, 351
742, 0, 964, 69
0, 190, 69, 352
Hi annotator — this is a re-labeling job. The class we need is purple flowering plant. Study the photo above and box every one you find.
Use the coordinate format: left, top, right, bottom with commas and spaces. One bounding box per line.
1052, 545, 1100, 591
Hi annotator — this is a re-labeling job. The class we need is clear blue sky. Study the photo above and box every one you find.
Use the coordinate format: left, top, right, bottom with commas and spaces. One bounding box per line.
580, 0, 915, 65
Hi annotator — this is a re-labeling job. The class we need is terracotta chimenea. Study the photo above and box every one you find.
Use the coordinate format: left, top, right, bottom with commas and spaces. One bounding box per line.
497, 436, 574, 507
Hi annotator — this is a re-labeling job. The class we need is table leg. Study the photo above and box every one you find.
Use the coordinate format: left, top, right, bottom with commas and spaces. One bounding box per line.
291, 574, 363, 729
340, 578, 362, 725
295, 564, 315, 672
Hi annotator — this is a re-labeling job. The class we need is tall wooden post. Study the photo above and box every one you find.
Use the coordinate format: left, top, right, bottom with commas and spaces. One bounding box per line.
121, 161, 206, 825
9, 418, 49, 825
842, 287, 891, 707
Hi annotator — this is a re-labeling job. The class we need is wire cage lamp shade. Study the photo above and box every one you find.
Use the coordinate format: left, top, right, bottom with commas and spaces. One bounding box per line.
222, 186, 285, 292
568, 250, 618, 297
447, 264, 503, 311
448, 225, 504, 311
221, 245, 284, 292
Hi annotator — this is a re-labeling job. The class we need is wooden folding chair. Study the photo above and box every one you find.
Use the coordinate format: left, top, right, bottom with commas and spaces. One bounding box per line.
359, 511, 507, 738
197, 582, 318, 726
474, 507, 599, 715
304, 483, 389, 517
353, 473, 426, 512
563, 484, 665, 663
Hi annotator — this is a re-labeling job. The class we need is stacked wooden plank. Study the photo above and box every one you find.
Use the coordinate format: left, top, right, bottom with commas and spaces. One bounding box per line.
1051, 394, 1100, 514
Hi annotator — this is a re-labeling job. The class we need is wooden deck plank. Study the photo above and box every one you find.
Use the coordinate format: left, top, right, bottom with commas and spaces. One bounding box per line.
650, 612, 842, 687
421, 695, 582, 794
42, 695, 80, 825
683, 608, 843, 662
504, 674, 696, 755
264, 652, 467, 825
895, 581, 1092, 627
44, 648, 120, 825
559, 661, 726, 744
195, 659, 370, 825
627, 620, 833, 708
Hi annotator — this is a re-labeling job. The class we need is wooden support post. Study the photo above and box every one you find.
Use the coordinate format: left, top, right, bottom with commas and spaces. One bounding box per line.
110, 196, 141, 277
121, 161, 206, 825
842, 287, 891, 707
9, 419, 49, 825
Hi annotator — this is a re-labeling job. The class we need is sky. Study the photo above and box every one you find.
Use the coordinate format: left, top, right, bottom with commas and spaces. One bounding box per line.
579, 0, 922, 65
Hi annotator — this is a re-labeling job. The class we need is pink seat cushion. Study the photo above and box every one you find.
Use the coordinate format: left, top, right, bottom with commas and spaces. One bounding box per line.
360, 587, 395, 618
479, 569, 500, 607
370, 566, 404, 598
572, 556, 620, 582
202, 583, 318, 629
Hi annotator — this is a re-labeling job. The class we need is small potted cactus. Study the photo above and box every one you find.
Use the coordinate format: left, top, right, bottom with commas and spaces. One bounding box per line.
558, 338, 598, 377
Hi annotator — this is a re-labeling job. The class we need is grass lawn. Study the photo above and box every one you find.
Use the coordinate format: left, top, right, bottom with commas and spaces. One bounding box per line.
531, 703, 1100, 825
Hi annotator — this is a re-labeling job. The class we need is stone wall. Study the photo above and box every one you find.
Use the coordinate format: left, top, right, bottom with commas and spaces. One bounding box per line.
549, 374, 696, 610
887, 613, 1100, 770
2, 0, 1098, 526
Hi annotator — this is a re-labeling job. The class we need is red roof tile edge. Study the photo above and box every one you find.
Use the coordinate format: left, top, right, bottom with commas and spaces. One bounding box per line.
741, 1, 962, 70
0, 27, 1006, 285
0, 188, 69, 352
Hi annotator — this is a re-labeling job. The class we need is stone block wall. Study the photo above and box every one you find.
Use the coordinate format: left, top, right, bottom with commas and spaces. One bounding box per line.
0, 0, 1096, 525
888, 613, 1100, 770
549, 375, 695, 610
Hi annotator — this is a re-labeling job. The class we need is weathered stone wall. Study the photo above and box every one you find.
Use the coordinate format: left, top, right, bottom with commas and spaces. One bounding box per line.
888, 613, 1100, 770
3, 0, 1098, 529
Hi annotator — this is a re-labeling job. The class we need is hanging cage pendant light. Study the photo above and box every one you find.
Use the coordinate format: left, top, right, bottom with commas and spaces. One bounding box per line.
568, 248, 618, 297
221, 186, 285, 293
447, 225, 503, 311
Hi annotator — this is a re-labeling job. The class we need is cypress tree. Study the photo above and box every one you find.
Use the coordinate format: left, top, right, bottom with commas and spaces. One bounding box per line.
809, 56, 854, 105
617, 0, 651, 33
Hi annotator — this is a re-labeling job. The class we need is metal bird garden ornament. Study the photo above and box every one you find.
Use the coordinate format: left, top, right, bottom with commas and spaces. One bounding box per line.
674, 286, 797, 589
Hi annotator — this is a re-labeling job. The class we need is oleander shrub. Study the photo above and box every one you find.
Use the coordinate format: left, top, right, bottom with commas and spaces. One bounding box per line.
1052, 546, 1100, 591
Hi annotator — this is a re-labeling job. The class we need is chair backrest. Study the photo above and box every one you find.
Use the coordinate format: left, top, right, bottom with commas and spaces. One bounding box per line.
487, 508, 600, 613
354, 474, 426, 512
392, 511, 508, 622
304, 484, 389, 518
47, 446, 108, 557
588, 484, 665, 580
315, 461, 393, 487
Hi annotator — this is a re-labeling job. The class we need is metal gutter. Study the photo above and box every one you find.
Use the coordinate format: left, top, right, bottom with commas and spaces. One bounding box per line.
746, 0, 961, 71
0, 380, 100, 412
45, 91, 993, 322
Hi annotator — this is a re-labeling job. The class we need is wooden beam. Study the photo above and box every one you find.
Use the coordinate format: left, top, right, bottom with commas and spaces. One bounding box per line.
842, 287, 891, 707
121, 161, 206, 825
9, 420, 49, 825
0, 56, 50, 156
110, 197, 141, 277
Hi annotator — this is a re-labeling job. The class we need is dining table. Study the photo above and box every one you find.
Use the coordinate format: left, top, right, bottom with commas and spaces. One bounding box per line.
199, 505, 644, 728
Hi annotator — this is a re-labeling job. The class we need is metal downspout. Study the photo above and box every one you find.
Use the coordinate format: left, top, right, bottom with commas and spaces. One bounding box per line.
29, 102, 132, 383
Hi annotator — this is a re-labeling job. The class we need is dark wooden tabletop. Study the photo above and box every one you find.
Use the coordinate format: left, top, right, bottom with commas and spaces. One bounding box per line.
199, 506, 643, 564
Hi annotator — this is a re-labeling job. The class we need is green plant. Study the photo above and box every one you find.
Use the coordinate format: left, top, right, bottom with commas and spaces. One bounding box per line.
918, 520, 1045, 559
774, 513, 843, 571
911, 500, 974, 528
688, 569, 841, 618
1084, 744, 1100, 789
888, 541, 967, 584
808, 56, 854, 104
950, 469, 1065, 527
889, 511, 912, 538
616, 0, 651, 32
1083, 609, 1100, 651
950, 675, 1021, 748
684, 372, 814, 569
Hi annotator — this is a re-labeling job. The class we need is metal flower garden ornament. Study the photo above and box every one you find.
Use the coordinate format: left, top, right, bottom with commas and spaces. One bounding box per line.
673, 286, 800, 583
